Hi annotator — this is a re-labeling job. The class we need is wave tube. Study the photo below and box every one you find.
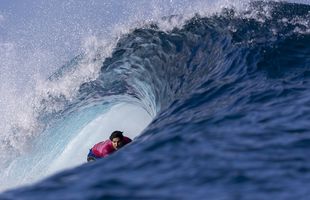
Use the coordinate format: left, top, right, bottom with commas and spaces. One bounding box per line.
0, 102, 153, 192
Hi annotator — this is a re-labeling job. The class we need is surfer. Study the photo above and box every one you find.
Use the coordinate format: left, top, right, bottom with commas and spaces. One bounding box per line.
87, 131, 132, 162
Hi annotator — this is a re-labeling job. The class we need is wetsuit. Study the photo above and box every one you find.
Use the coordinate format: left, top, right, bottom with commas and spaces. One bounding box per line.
87, 136, 132, 161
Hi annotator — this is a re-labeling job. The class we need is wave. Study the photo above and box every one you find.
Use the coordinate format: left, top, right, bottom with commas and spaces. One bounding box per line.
1, 1, 310, 199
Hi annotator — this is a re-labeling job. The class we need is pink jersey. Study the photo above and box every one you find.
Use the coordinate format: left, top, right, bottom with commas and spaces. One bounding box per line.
91, 136, 132, 158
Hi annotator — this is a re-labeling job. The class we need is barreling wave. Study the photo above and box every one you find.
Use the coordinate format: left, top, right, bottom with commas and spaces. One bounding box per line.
1, 1, 310, 199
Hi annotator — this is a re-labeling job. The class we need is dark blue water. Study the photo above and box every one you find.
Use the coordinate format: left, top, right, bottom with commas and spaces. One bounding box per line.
1, 1, 310, 199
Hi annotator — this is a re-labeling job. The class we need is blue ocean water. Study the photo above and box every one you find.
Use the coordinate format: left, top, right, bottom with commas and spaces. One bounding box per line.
1, 1, 310, 199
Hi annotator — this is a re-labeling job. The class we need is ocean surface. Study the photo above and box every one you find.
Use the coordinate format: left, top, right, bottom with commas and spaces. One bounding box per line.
0, 1, 310, 199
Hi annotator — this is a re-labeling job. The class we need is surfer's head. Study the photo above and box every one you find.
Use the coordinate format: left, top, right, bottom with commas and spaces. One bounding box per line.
110, 131, 124, 150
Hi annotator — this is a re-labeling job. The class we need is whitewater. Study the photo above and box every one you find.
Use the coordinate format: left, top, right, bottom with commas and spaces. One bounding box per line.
0, 0, 310, 199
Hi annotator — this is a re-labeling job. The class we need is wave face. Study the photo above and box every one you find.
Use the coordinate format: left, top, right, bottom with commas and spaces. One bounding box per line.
1, 1, 310, 199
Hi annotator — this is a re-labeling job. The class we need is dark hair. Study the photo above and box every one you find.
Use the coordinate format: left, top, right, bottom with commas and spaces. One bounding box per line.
109, 131, 124, 140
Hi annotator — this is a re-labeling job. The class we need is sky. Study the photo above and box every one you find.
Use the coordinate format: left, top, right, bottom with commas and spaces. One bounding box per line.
0, 1, 119, 70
